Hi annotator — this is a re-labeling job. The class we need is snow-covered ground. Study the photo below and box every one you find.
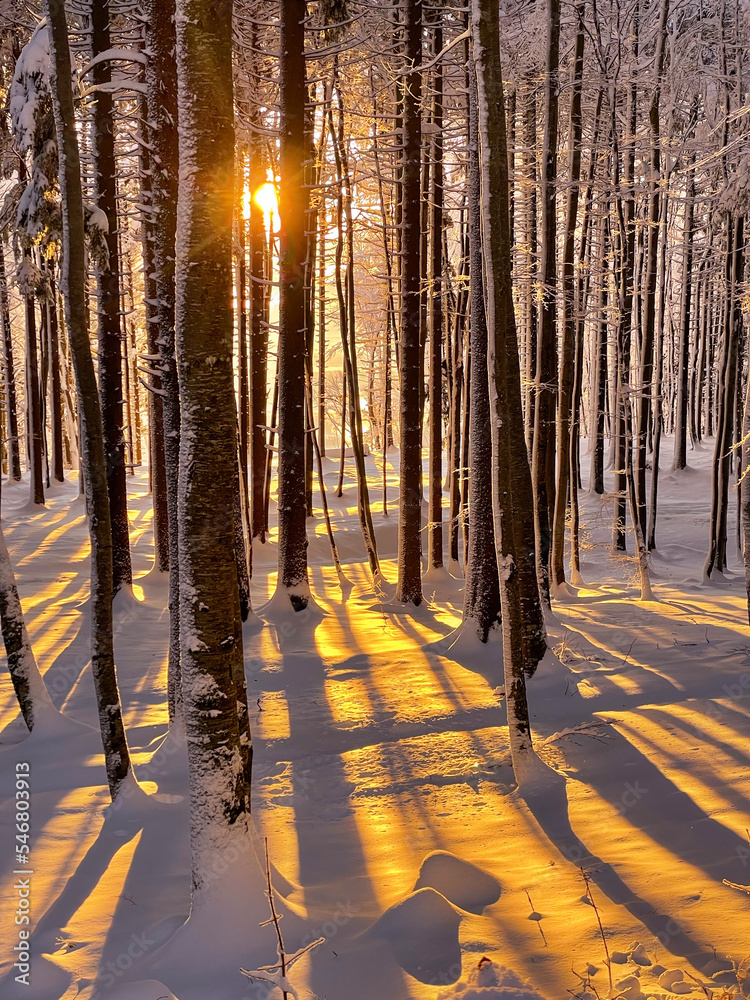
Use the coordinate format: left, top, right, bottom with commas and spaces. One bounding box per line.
1, 439, 749, 1000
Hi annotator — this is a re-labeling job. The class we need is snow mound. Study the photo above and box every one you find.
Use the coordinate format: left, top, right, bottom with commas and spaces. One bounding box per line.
370, 887, 462, 983
439, 957, 544, 998
414, 851, 501, 914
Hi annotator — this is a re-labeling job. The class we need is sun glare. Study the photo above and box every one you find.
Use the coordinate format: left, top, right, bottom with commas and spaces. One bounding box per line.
254, 181, 279, 218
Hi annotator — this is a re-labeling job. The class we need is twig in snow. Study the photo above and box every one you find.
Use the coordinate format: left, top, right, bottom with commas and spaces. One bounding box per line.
524, 889, 547, 948
620, 638, 637, 668
580, 868, 612, 996
240, 838, 324, 1000
723, 878, 750, 895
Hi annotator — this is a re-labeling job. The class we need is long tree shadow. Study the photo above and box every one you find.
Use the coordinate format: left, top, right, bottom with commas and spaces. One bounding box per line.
264, 646, 410, 1000
524, 722, 750, 976
521, 769, 728, 976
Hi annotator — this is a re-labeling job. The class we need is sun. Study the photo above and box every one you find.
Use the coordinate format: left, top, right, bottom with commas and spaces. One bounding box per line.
254, 182, 278, 217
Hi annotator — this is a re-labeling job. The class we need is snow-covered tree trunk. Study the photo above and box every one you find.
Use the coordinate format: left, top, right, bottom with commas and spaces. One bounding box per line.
634, 0, 669, 541
705, 214, 745, 579
138, 100, 169, 573
741, 370, 750, 627
174, 0, 253, 887
461, 61, 501, 641
328, 73, 381, 582
550, 0, 584, 591
91, 0, 131, 595
672, 160, 695, 472
144, 0, 182, 720
472, 0, 546, 779
23, 275, 45, 506
0, 242, 22, 482
589, 214, 608, 497
276, 0, 311, 610
0, 513, 55, 730
46, 266, 64, 484
396, 0, 423, 606
427, 14, 443, 574
530, 0, 560, 605
248, 101, 269, 541
43, 0, 134, 799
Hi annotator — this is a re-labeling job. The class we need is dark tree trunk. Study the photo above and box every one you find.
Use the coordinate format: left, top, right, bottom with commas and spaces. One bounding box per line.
138, 112, 170, 573
248, 130, 268, 541
174, 0, 253, 884
589, 215, 608, 496
427, 14, 444, 573
24, 282, 45, 505
462, 62, 501, 640
45, 0, 134, 799
46, 266, 64, 483
634, 0, 668, 539
277, 0, 310, 609
673, 160, 695, 471
472, 0, 546, 784
0, 242, 21, 481
705, 215, 745, 579
145, 0, 182, 718
0, 513, 55, 730
91, 0, 131, 594
530, 0, 560, 604
550, 1, 584, 590
396, 0, 423, 605
521, 82, 538, 452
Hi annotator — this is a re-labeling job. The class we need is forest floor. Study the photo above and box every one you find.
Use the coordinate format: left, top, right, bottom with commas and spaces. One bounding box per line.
1, 439, 750, 1000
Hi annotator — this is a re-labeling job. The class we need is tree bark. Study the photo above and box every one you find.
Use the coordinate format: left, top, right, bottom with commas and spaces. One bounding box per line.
0, 511, 56, 730
44, 0, 134, 799
530, 0, 560, 604
91, 0, 131, 594
277, 0, 311, 610
396, 0, 423, 605
145, 0, 182, 718
427, 14, 444, 573
672, 160, 695, 471
174, 0, 253, 886
550, 0, 584, 590
462, 61, 501, 640
24, 281, 45, 505
46, 265, 64, 483
0, 242, 21, 481
473, 0, 546, 784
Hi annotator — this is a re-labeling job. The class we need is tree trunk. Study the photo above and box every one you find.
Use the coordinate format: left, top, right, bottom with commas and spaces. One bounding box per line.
24, 283, 45, 505
45, 0, 134, 799
276, 0, 311, 610
589, 215, 608, 495
427, 15, 444, 573
550, 0, 584, 590
138, 110, 170, 573
530, 0, 561, 604
0, 511, 56, 730
461, 60, 501, 640
633, 0, 669, 540
46, 265, 64, 482
248, 128, 268, 541
472, 0, 546, 784
174, 0, 253, 891
91, 0, 131, 594
396, 0, 423, 605
0, 242, 21, 481
705, 215, 745, 579
145, 0, 182, 719
672, 160, 695, 471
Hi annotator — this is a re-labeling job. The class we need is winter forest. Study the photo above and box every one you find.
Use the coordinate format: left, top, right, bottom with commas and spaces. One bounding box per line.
1, 0, 750, 996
